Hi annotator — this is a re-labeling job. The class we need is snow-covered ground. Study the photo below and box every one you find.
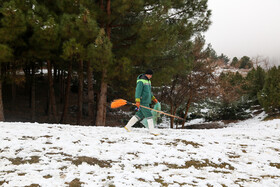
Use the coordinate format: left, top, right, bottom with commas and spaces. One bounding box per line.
0, 112, 280, 187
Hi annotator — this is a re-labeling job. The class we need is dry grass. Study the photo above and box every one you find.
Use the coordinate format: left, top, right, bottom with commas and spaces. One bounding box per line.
165, 139, 202, 148
24, 184, 40, 187
133, 159, 234, 171
270, 163, 280, 169
263, 113, 280, 121
65, 178, 84, 187
227, 152, 241, 159
45, 152, 72, 157
18, 173, 27, 176
64, 156, 112, 168
163, 159, 234, 170
8, 156, 40, 165
43, 174, 52, 179
0, 181, 8, 185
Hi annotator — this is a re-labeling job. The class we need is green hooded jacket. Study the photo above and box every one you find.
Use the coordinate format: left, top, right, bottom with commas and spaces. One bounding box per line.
135, 74, 156, 104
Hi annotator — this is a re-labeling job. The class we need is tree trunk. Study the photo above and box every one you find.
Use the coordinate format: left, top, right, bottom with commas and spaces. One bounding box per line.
31, 63, 36, 121
170, 104, 178, 129
182, 94, 193, 128
12, 64, 16, 108
54, 64, 58, 81
77, 60, 83, 125
96, 69, 107, 126
170, 104, 174, 129
174, 107, 179, 129
106, 0, 111, 38
47, 60, 57, 122
0, 66, 5, 121
60, 63, 72, 124
95, 0, 111, 126
87, 60, 94, 124
59, 70, 65, 104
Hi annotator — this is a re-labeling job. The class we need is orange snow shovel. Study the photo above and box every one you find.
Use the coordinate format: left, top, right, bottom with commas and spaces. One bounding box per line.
110, 99, 184, 120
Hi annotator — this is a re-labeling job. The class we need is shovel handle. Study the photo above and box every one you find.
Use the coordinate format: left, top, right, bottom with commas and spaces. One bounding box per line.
129, 102, 185, 121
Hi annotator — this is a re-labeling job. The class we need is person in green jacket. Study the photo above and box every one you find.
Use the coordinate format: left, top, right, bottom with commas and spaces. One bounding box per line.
124, 69, 159, 135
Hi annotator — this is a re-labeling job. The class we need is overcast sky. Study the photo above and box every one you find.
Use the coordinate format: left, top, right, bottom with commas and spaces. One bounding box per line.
204, 0, 280, 65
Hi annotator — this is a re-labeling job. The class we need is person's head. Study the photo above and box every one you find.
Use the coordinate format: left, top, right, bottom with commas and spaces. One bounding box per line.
145, 69, 153, 79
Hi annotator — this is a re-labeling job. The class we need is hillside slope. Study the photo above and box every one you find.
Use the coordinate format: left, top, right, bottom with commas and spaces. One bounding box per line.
0, 113, 280, 186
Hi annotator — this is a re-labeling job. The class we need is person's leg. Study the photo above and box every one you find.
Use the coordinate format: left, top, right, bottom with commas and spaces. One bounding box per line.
141, 104, 159, 135
147, 118, 159, 135
124, 110, 143, 132
124, 116, 138, 132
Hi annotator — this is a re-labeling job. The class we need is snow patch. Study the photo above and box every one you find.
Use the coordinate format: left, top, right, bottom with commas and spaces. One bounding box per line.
0, 114, 280, 186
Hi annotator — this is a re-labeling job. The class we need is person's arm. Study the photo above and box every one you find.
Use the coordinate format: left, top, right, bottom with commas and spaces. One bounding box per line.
135, 81, 144, 103
152, 95, 158, 103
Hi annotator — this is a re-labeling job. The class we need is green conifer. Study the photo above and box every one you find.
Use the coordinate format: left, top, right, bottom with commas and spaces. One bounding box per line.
258, 66, 280, 112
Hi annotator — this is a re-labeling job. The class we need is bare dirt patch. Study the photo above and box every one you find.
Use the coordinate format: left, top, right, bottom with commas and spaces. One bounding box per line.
261, 175, 280, 179
134, 159, 234, 171
18, 173, 27, 176
40, 135, 53, 138
227, 152, 241, 159
65, 178, 84, 187
73, 140, 81, 144
127, 152, 139, 158
164, 159, 234, 170
263, 113, 280, 121
65, 156, 112, 168
270, 163, 280, 169
166, 139, 202, 148
24, 184, 40, 187
143, 142, 153, 145
0, 181, 8, 185
19, 136, 37, 140
59, 166, 68, 170
15, 148, 24, 154
8, 156, 40, 165
45, 152, 72, 157
43, 174, 52, 179
155, 176, 169, 186
183, 122, 225, 129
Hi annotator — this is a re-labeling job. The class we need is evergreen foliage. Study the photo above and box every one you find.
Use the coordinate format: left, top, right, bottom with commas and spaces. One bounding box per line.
187, 97, 252, 122
0, 44, 13, 62
87, 29, 112, 72
230, 57, 239, 67
0, 0, 213, 124
213, 98, 252, 121
159, 35, 216, 128
230, 56, 253, 69
245, 66, 266, 99
217, 53, 230, 64
239, 56, 253, 69
1, 0, 278, 125
258, 66, 280, 112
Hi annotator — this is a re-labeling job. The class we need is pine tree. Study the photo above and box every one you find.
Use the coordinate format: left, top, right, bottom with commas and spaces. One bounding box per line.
0, 44, 13, 121
0, 0, 27, 121
246, 66, 266, 99
160, 35, 215, 128
230, 57, 239, 67
59, 1, 98, 124
87, 29, 112, 126
94, 0, 211, 126
258, 66, 280, 112
28, 4, 60, 121
61, 38, 85, 123
239, 56, 253, 69
0, 0, 212, 126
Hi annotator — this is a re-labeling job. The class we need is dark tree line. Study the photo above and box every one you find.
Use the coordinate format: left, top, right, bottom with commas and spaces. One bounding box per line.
0, 0, 212, 125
